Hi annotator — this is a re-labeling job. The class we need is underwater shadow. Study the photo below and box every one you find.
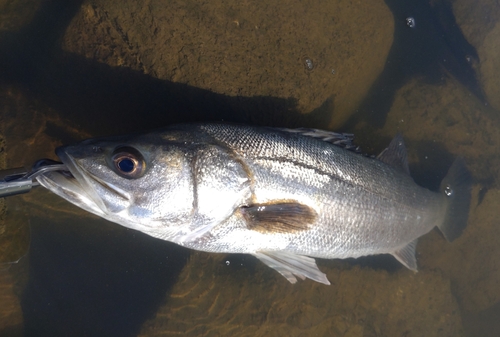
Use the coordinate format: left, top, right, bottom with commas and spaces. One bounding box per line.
32, 51, 334, 139
343, 0, 485, 129
22, 216, 189, 337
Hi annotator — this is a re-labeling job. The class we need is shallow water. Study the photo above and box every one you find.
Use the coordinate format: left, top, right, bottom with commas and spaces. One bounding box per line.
1, 0, 499, 336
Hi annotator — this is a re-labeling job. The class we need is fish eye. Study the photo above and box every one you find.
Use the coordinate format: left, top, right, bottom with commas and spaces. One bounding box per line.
111, 146, 146, 179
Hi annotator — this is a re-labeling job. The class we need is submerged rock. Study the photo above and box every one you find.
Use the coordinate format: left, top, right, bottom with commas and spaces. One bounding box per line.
61, 0, 394, 128
452, 0, 500, 112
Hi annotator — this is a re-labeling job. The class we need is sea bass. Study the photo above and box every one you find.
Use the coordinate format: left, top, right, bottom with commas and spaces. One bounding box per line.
36, 124, 472, 285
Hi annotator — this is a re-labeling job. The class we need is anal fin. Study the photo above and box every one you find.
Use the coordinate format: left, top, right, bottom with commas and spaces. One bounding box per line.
391, 239, 418, 271
253, 251, 330, 285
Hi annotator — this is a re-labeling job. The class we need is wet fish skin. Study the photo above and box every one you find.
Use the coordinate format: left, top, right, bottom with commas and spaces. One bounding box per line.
36, 123, 472, 285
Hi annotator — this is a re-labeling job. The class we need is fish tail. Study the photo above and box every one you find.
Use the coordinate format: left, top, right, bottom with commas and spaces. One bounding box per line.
437, 157, 472, 242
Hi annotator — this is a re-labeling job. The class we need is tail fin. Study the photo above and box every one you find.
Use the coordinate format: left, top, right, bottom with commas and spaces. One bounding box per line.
438, 157, 472, 242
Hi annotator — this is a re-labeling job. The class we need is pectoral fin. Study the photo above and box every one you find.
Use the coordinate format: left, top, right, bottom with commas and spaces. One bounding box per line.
391, 239, 418, 271
253, 251, 330, 285
241, 202, 317, 234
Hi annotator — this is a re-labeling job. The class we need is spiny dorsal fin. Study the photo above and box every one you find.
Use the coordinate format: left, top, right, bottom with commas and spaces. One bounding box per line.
377, 134, 410, 174
392, 239, 418, 271
240, 202, 317, 234
278, 128, 362, 153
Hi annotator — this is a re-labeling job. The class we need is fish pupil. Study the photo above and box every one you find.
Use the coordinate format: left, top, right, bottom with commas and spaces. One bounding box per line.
118, 158, 135, 173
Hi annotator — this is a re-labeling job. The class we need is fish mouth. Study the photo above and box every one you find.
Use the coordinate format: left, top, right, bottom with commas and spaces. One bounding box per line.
36, 148, 109, 217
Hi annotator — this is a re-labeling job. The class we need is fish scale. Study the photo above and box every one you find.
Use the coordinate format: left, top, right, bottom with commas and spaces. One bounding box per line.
36, 123, 472, 285
199, 124, 444, 251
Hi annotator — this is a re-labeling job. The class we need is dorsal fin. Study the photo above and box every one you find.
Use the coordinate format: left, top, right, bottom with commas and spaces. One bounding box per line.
278, 128, 362, 153
377, 134, 410, 174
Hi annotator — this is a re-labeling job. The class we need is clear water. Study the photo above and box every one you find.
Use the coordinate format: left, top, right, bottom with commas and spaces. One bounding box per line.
1, 0, 499, 336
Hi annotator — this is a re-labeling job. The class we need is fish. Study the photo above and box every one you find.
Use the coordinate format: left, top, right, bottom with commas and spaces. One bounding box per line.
36, 123, 472, 285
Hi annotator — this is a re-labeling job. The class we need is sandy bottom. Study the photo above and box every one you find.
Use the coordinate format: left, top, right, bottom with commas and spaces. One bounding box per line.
138, 252, 463, 337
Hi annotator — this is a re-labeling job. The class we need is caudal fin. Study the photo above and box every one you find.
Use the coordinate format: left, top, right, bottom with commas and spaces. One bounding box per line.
438, 157, 472, 242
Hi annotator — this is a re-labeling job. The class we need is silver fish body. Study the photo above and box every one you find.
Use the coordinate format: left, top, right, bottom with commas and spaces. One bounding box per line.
37, 124, 472, 284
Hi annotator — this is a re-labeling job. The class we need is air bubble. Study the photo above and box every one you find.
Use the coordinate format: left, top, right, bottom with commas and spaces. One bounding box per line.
406, 17, 416, 28
304, 58, 314, 71
444, 185, 453, 197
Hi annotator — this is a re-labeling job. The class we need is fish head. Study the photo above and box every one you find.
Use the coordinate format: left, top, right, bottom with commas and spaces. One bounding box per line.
37, 132, 195, 237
